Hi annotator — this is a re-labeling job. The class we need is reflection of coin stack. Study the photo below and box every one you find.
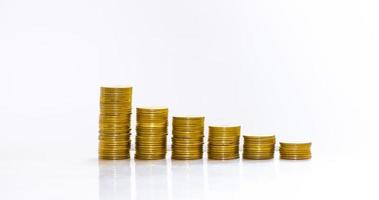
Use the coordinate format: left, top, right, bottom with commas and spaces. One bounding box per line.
207, 161, 240, 198
243, 135, 276, 160
98, 86, 132, 160
135, 160, 168, 199
135, 107, 168, 160
172, 116, 205, 160
171, 160, 205, 199
98, 161, 132, 199
279, 142, 312, 160
208, 126, 241, 160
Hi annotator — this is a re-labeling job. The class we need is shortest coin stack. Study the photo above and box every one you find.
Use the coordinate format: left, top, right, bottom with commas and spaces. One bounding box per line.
279, 142, 312, 160
243, 135, 276, 160
172, 116, 205, 160
208, 126, 241, 160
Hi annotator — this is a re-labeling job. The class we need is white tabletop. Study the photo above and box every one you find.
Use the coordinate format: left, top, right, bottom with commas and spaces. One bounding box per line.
1, 150, 377, 200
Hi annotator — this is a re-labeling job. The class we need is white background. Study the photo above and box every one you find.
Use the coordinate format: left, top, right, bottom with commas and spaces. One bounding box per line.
0, 0, 379, 199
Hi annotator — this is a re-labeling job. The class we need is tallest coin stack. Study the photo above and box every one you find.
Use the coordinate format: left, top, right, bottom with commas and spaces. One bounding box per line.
98, 86, 133, 160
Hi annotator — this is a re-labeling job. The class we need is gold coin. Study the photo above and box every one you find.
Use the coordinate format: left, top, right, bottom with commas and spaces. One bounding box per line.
136, 107, 168, 113
99, 140, 130, 144
279, 148, 311, 152
137, 125, 167, 130
136, 131, 167, 135
209, 132, 241, 137
244, 134, 275, 138
243, 145, 274, 149
173, 144, 202, 148
99, 146, 130, 150
137, 114, 168, 118
99, 129, 130, 133
209, 135, 240, 140
244, 150, 275, 154
244, 140, 275, 144
279, 147, 311, 152
100, 94, 132, 98
244, 146, 275, 151
209, 125, 241, 130
280, 153, 311, 157
172, 141, 203, 146
100, 97, 132, 101
173, 126, 204, 130
243, 156, 273, 160
172, 137, 203, 141
173, 121, 204, 125
280, 155, 312, 160
172, 156, 202, 160
101, 105, 131, 110
101, 86, 132, 92
135, 155, 166, 160
172, 131, 204, 136
99, 155, 130, 160
208, 139, 240, 143
100, 114, 131, 118
99, 137, 130, 141
173, 115, 204, 120
172, 152, 202, 156
100, 130, 130, 135
135, 150, 166, 154
208, 154, 239, 160
136, 141, 167, 145
280, 142, 311, 147
172, 151, 202, 154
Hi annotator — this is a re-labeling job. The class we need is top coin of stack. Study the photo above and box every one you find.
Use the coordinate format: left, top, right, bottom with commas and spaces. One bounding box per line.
208, 126, 241, 160
243, 135, 276, 160
98, 86, 133, 160
135, 107, 168, 160
172, 116, 205, 160
279, 142, 312, 160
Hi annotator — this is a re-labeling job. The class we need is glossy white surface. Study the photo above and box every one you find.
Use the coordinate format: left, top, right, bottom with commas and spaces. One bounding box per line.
1, 0, 379, 199
1, 150, 378, 200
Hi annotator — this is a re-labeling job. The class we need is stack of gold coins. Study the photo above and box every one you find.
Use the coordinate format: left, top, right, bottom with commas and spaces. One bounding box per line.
98, 86, 132, 160
243, 135, 276, 160
135, 107, 168, 160
279, 142, 312, 160
208, 126, 241, 160
172, 116, 205, 160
